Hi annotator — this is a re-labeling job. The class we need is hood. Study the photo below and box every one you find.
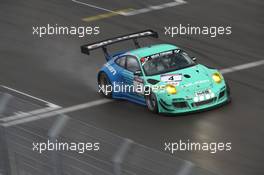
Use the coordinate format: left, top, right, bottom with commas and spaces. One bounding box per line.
146, 64, 214, 92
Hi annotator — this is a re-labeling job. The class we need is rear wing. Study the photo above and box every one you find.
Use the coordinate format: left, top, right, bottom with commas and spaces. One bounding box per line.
81, 29, 158, 60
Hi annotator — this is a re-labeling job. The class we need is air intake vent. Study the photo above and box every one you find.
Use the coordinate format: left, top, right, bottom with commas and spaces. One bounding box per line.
184, 74, 191, 78
147, 79, 160, 85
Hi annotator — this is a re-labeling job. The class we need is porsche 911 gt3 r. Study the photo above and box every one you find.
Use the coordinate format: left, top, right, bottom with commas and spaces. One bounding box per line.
81, 30, 230, 114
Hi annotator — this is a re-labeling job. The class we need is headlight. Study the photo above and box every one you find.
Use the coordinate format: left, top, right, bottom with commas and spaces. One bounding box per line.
165, 84, 177, 94
212, 72, 222, 83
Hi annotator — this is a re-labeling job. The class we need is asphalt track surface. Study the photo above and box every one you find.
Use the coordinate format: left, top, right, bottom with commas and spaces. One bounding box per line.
1, 0, 264, 175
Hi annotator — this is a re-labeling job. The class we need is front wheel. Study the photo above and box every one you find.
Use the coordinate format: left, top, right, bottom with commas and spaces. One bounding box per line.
98, 72, 112, 98
145, 91, 159, 113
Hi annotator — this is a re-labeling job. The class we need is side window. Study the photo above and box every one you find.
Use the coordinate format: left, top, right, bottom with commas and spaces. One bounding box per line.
115, 57, 126, 68
126, 56, 140, 72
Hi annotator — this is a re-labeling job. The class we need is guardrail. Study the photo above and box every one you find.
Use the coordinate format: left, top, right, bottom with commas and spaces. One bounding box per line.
0, 90, 218, 175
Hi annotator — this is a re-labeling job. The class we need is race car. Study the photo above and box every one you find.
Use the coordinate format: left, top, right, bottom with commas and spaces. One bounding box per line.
81, 30, 230, 114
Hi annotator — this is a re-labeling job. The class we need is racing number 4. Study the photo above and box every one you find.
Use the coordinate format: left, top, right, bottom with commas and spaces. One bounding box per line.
168, 76, 174, 81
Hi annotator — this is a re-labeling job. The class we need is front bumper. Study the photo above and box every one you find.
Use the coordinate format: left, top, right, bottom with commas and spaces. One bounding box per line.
157, 86, 230, 114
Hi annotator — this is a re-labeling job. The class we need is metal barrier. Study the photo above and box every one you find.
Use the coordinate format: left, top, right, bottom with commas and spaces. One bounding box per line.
0, 90, 218, 175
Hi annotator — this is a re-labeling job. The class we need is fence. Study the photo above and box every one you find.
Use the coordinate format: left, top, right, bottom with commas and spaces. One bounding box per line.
0, 87, 218, 175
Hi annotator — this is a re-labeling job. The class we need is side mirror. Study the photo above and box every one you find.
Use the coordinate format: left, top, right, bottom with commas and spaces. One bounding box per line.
192, 57, 197, 61
134, 70, 143, 76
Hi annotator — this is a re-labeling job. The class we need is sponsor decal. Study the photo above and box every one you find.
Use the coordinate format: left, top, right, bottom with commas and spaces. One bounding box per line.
141, 49, 180, 65
181, 79, 210, 88
161, 74, 182, 86
105, 63, 116, 75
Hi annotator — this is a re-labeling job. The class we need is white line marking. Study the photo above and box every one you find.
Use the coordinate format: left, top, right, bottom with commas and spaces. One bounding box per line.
71, 0, 122, 15
220, 60, 264, 74
2, 59, 264, 126
120, 0, 187, 16
0, 106, 61, 123
72, 0, 187, 17
1, 85, 60, 108
2, 99, 112, 127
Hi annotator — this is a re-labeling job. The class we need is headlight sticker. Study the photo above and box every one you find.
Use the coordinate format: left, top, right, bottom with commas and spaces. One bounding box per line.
193, 89, 215, 102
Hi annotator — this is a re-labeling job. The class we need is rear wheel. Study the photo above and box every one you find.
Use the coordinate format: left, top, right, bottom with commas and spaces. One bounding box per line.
98, 72, 112, 98
145, 91, 159, 113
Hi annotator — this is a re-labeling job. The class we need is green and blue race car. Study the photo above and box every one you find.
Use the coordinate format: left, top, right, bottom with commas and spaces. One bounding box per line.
81, 30, 231, 114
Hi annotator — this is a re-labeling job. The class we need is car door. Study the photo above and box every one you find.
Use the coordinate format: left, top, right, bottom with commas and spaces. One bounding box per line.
123, 56, 144, 99
114, 56, 127, 97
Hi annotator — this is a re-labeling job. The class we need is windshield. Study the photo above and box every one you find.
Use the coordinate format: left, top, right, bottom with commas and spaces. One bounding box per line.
142, 49, 195, 76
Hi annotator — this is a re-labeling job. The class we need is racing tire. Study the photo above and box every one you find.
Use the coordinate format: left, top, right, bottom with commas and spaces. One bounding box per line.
145, 91, 159, 113
98, 72, 112, 98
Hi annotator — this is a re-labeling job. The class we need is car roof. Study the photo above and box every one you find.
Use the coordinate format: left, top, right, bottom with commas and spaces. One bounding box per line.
127, 44, 178, 58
